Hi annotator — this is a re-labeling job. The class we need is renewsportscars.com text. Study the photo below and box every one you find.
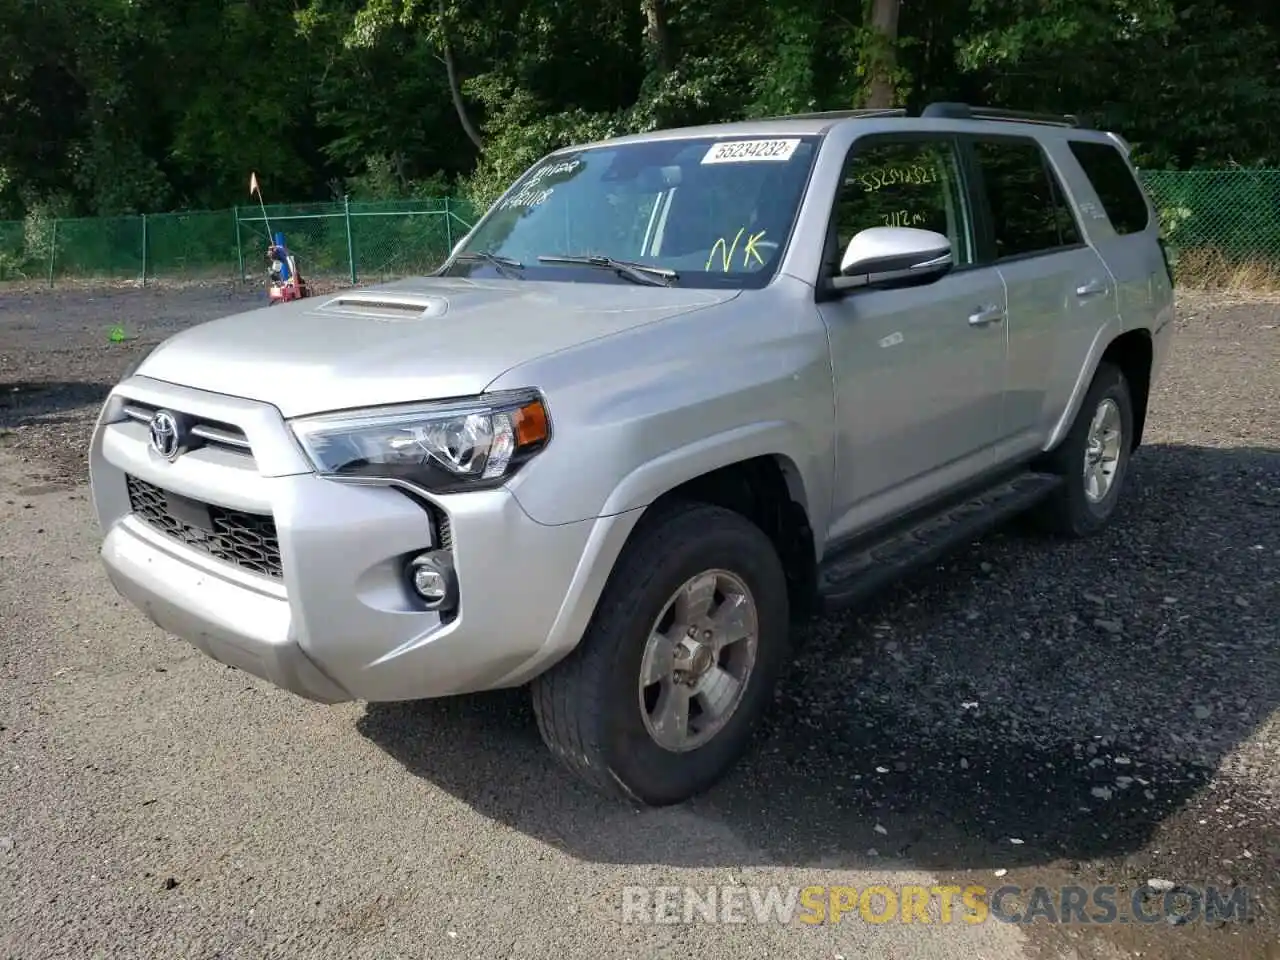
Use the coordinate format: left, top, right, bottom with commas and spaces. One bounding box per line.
620, 883, 1249, 926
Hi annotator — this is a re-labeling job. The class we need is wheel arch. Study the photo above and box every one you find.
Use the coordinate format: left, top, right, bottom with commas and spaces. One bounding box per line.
1100, 329, 1154, 450
1046, 327, 1155, 454
643, 454, 819, 619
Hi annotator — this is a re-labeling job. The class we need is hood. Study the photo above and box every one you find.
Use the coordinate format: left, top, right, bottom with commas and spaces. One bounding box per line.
137, 276, 738, 418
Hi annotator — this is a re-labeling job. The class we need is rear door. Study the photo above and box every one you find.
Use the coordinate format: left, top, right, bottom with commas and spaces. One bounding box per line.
1062, 137, 1172, 335
963, 134, 1117, 458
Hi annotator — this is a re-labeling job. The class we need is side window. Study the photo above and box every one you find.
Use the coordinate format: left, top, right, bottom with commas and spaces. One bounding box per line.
973, 138, 1081, 260
831, 137, 974, 269
1067, 140, 1151, 235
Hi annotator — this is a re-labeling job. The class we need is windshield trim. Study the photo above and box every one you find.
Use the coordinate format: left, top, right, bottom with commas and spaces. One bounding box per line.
442, 132, 827, 291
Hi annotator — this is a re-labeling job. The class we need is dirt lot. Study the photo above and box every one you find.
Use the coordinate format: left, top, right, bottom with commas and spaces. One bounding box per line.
0, 282, 1277, 959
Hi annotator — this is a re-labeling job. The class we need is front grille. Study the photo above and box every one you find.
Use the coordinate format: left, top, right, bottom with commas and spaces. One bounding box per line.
121, 400, 253, 459
125, 475, 283, 580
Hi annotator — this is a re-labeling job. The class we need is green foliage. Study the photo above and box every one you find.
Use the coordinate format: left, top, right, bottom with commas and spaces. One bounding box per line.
3, 0, 1280, 222
344, 154, 456, 201
460, 77, 630, 211
953, 0, 1280, 169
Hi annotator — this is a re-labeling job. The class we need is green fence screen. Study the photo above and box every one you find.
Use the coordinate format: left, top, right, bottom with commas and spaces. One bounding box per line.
1, 172, 1278, 288
0, 198, 478, 287
1140, 170, 1280, 284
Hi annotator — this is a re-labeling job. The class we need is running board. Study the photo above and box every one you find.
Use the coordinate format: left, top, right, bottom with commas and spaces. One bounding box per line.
816, 471, 1063, 612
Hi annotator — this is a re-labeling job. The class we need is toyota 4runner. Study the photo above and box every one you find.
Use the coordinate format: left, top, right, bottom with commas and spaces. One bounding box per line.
89, 103, 1175, 805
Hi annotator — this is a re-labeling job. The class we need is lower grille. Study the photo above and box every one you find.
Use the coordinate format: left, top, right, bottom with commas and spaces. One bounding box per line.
125, 475, 283, 580
434, 509, 453, 550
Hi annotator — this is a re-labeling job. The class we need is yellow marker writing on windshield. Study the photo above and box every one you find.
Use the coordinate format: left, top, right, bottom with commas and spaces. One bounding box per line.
743, 229, 767, 267
707, 227, 746, 272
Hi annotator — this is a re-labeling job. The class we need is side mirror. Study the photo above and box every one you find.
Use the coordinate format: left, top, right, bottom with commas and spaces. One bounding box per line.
830, 226, 953, 293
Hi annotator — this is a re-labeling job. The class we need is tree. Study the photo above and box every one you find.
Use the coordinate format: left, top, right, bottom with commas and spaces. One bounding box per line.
3, 0, 1280, 219
864, 0, 901, 108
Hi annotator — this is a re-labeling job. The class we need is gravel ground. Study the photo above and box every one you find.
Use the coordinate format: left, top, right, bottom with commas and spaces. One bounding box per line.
0, 283, 1277, 959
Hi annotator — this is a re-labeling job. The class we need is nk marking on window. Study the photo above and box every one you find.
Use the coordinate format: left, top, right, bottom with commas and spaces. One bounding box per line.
619, 883, 1251, 926
706, 228, 768, 271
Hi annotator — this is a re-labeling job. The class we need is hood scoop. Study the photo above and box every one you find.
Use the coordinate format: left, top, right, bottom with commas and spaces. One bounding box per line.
315, 291, 450, 321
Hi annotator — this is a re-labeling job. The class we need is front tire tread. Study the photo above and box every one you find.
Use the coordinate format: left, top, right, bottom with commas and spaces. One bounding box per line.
531, 500, 788, 806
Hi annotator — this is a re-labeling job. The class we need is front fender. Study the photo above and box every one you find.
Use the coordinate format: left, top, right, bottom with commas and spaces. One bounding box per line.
490, 421, 821, 688
598, 419, 817, 518
491, 284, 836, 529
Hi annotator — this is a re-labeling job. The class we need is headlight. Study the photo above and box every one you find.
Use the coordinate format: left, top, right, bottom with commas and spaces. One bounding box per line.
290, 388, 551, 493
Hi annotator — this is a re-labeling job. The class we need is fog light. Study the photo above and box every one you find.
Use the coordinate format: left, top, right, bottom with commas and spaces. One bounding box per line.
407, 550, 457, 611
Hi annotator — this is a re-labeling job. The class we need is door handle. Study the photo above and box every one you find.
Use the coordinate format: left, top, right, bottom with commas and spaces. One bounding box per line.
968, 304, 1006, 327
1076, 279, 1109, 298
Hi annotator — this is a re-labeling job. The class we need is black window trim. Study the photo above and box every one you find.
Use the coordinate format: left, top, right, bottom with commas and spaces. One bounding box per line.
1065, 137, 1152, 236
813, 130, 984, 299
960, 133, 1090, 267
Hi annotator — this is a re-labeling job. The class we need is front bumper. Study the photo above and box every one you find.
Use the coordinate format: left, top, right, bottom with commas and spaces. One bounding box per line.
90, 377, 634, 703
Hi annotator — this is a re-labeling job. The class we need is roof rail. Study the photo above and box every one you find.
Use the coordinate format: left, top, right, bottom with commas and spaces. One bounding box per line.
757, 108, 908, 122
920, 102, 1081, 128
1104, 131, 1133, 155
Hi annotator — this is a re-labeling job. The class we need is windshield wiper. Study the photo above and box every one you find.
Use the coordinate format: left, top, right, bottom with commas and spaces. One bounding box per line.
536, 254, 678, 287
452, 251, 525, 279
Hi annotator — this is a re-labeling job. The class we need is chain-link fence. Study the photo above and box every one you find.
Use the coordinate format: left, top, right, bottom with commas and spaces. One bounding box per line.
1140, 169, 1280, 288
0, 198, 478, 287
3, 172, 1280, 289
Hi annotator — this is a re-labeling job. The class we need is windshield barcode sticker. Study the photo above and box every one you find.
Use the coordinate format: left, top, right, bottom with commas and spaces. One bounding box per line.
701, 139, 801, 164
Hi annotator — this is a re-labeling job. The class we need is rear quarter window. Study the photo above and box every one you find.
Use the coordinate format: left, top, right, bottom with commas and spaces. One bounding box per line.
1067, 140, 1151, 235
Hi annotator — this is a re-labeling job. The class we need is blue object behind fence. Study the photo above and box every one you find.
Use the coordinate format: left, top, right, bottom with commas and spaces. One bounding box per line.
273, 231, 291, 281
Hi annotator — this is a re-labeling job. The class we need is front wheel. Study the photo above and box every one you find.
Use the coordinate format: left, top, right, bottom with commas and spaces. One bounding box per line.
530, 502, 791, 806
1031, 361, 1135, 537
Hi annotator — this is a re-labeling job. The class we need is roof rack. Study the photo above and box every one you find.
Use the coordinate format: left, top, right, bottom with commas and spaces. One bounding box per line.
920, 102, 1080, 128
758, 108, 909, 122
752, 103, 1083, 128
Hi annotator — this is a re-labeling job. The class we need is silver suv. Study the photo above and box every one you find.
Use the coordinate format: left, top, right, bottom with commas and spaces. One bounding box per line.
89, 103, 1175, 805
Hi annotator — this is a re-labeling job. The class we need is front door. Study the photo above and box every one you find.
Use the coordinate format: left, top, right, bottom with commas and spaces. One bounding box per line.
816, 134, 1009, 544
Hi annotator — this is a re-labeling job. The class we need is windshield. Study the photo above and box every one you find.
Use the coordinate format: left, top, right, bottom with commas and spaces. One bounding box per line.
443, 135, 821, 289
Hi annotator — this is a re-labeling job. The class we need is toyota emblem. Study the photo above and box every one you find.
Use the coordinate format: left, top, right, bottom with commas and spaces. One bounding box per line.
148, 409, 183, 460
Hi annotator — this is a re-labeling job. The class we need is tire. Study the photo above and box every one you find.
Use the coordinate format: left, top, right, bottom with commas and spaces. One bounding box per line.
530, 501, 791, 806
1030, 361, 1135, 538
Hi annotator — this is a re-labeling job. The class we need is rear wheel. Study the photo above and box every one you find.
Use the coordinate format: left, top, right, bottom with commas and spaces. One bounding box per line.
530, 501, 791, 805
1031, 361, 1135, 537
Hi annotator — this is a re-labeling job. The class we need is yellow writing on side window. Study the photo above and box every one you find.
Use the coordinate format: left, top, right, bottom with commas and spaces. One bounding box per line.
706, 228, 768, 272
882, 210, 929, 227
850, 164, 939, 193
